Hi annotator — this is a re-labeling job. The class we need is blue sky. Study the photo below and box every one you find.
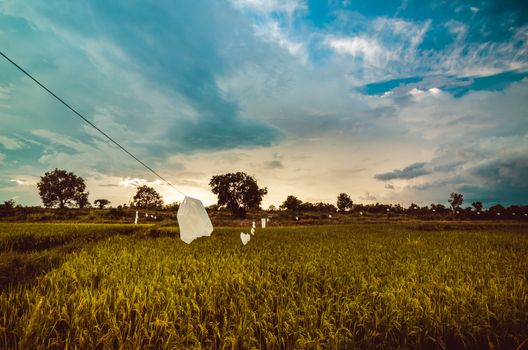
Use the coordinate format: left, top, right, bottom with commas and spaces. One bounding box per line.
1, 0, 527, 208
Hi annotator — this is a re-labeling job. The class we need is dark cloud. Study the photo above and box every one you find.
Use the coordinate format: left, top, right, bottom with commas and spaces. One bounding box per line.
470, 155, 528, 187
1, 0, 284, 158
264, 160, 284, 169
411, 154, 528, 206
374, 162, 431, 181
385, 183, 395, 190
176, 116, 282, 152
432, 160, 465, 173
360, 192, 377, 201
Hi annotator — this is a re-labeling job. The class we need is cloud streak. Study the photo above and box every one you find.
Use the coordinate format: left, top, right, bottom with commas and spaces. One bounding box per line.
375, 162, 431, 181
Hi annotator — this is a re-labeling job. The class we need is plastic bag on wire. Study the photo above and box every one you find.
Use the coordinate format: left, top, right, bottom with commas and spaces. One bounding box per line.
177, 196, 213, 244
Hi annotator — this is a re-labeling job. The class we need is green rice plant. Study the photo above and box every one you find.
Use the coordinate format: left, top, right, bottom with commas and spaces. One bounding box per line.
0, 223, 527, 349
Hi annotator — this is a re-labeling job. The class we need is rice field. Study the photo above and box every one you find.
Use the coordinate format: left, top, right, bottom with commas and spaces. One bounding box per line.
1, 222, 527, 349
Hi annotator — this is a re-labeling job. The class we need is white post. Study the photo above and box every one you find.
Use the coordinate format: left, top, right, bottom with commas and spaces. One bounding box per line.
261, 218, 267, 228
134, 211, 139, 225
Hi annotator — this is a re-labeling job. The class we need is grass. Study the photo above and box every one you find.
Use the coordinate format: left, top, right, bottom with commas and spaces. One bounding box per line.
0, 223, 150, 290
1, 222, 527, 349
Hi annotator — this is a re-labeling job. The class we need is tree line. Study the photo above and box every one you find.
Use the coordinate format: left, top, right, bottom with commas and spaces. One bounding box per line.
2, 168, 527, 219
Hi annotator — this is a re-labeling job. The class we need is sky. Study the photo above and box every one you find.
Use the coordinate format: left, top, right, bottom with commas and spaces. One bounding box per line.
1, 0, 527, 209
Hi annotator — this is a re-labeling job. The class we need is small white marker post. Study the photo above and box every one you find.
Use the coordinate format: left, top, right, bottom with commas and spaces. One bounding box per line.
135, 211, 139, 225
261, 218, 267, 228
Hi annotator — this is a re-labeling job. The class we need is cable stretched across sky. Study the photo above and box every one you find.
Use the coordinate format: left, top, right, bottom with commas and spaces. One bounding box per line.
0, 49, 186, 197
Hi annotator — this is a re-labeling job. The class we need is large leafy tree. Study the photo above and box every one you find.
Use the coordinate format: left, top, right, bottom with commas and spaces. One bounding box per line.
448, 192, 464, 212
133, 185, 163, 209
37, 169, 89, 208
94, 199, 111, 209
336, 193, 353, 212
209, 172, 267, 217
280, 195, 303, 211
75, 192, 91, 209
471, 201, 483, 212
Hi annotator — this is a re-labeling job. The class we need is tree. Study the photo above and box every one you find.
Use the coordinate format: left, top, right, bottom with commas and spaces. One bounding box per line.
133, 185, 163, 209
430, 203, 447, 213
313, 202, 337, 212
209, 172, 267, 217
489, 204, 505, 215
37, 169, 89, 208
75, 192, 90, 209
94, 199, 111, 209
336, 193, 353, 212
299, 201, 314, 211
164, 202, 180, 211
280, 195, 303, 211
471, 201, 483, 212
448, 192, 464, 212
1, 199, 15, 209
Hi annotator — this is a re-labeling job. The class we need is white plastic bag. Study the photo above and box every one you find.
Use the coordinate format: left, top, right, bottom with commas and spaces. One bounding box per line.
177, 196, 214, 244
240, 232, 251, 245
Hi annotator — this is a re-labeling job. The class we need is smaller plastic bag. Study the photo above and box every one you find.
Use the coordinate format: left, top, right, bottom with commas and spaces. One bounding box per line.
177, 196, 214, 244
240, 232, 251, 245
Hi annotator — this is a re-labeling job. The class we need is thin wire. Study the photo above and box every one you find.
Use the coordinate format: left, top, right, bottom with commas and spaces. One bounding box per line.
0, 50, 186, 197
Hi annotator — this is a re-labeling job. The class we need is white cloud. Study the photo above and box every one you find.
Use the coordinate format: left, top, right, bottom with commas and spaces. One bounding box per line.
9, 176, 37, 186
323, 17, 431, 81
408, 87, 424, 96
0, 84, 14, 100
324, 15, 526, 83
372, 17, 430, 48
0, 135, 25, 150
118, 177, 150, 188
325, 36, 391, 68
254, 20, 307, 61
428, 87, 442, 95
444, 20, 467, 37
229, 0, 306, 17
393, 79, 528, 141
230, 0, 307, 62
31, 129, 88, 152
